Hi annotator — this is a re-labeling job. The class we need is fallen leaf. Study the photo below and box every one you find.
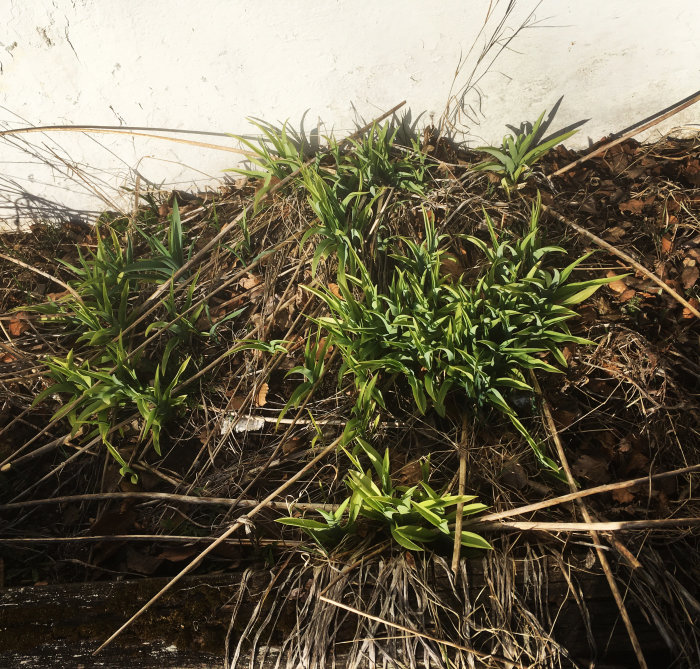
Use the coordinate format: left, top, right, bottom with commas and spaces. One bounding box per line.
606, 272, 628, 294
619, 289, 637, 302
328, 283, 342, 298
623, 450, 650, 476
396, 460, 424, 487
682, 298, 699, 319
612, 488, 636, 505
240, 273, 262, 290
256, 382, 269, 407
282, 437, 305, 456
661, 236, 673, 254
225, 394, 246, 410
8, 312, 29, 337
125, 547, 164, 575
681, 262, 699, 290
572, 454, 610, 484
499, 460, 529, 490
619, 199, 644, 214
156, 546, 197, 562
603, 226, 626, 242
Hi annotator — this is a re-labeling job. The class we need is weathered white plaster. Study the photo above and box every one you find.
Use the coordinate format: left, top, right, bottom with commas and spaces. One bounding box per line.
1, 0, 698, 228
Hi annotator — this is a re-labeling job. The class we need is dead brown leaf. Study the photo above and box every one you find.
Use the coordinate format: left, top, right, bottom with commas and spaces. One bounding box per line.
603, 226, 626, 242
619, 289, 637, 302
681, 260, 699, 290
125, 547, 164, 575
619, 195, 654, 214
8, 312, 29, 337
682, 298, 699, 319
240, 273, 262, 290
661, 236, 673, 254
156, 546, 197, 562
256, 382, 269, 407
328, 283, 342, 298
612, 488, 636, 505
572, 454, 610, 484
282, 437, 305, 456
606, 270, 628, 294
395, 460, 424, 487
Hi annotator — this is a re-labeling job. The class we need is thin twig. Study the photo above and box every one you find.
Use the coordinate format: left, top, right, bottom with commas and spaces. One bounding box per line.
93, 436, 341, 655
551, 90, 700, 177
542, 204, 700, 319
532, 371, 649, 669
0, 252, 83, 303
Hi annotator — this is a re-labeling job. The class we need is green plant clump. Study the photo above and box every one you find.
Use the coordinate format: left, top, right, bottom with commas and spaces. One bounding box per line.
28, 201, 204, 480
304, 198, 617, 477
473, 110, 577, 195
278, 440, 490, 552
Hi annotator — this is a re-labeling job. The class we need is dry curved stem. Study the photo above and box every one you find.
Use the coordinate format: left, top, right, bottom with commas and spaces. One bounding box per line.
0, 124, 259, 157
477, 463, 700, 523
319, 595, 526, 669
0, 491, 336, 512
478, 517, 700, 532
93, 434, 341, 655
531, 370, 649, 669
0, 534, 302, 546
550, 90, 700, 177
541, 203, 700, 319
0, 252, 83, 303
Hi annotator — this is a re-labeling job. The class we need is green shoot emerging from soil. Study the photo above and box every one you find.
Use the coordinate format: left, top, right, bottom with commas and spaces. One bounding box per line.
473, 110, 577, 195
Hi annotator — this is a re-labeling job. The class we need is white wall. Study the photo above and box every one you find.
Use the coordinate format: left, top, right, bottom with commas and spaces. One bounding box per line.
1, 0, 698, 229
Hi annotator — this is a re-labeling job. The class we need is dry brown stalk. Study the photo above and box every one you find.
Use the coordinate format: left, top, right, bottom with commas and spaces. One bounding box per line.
0, 491, 336, 512
551, 90, 700, 177
0, 534, 302, 546
0, 124, 259, 157
0, 252, 83, 303
541, 204, 700, 319
94, 435, 342, 655
319, 595, 526, 669
531, 371, 649, 669
477, 463, 700, 523
451, 414, 469, 574
478, 517, 700, 532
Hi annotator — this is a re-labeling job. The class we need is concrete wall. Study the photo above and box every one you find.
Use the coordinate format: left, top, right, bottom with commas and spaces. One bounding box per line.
1, 0, 698, 228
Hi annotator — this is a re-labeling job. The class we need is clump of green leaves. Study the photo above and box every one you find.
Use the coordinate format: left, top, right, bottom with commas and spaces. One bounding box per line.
34, 348, 190, 481
473, 110, 577, 194
27, 204, 208, 479
278, 440, 490, 551
229, 119, 431, 263
305, 197, 618, 476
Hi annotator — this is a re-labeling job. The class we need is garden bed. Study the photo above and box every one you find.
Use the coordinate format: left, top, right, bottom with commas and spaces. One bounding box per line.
1, 116, 698, 668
